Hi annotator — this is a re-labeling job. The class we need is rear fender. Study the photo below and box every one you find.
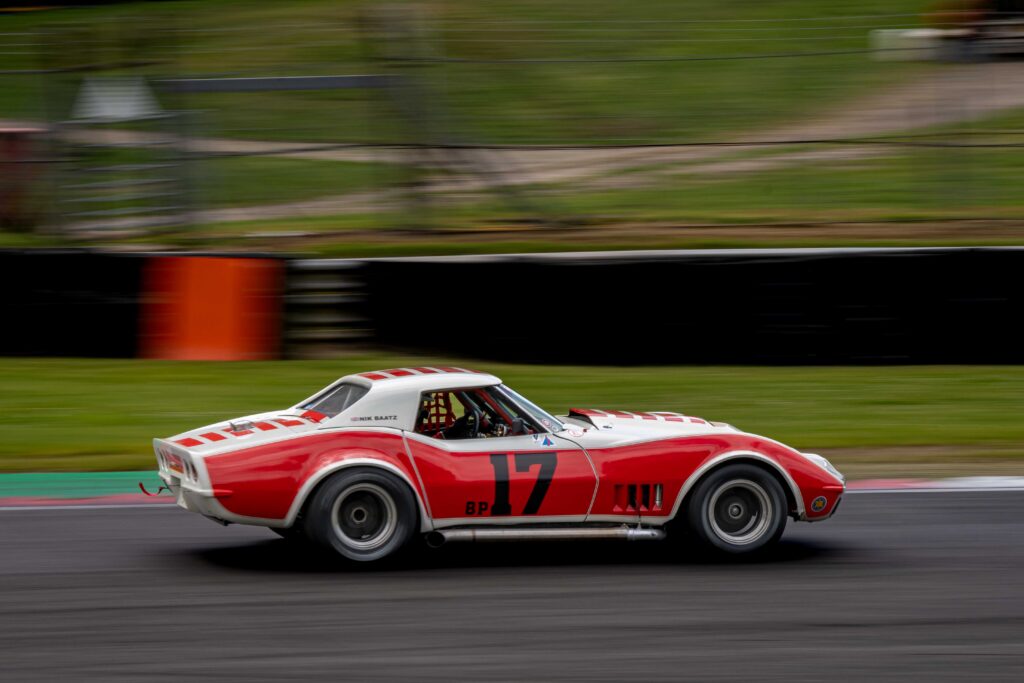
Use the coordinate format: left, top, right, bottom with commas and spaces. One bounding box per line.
286, 454, 431, 532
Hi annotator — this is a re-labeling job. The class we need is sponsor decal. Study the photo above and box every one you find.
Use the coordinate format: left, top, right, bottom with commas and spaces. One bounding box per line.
350, 415, 398, 422
811, 496, 828, 512
541, 435, 555, 446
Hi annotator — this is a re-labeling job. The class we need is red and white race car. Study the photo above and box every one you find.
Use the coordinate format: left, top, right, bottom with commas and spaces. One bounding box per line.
154, 367, 845, 561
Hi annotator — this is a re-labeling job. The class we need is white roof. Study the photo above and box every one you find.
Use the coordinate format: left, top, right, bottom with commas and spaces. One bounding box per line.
341, 366, 502, 393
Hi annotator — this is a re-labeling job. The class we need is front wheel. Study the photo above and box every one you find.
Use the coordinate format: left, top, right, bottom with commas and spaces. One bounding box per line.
305, 468, 418, 563
685, 464, 787, 554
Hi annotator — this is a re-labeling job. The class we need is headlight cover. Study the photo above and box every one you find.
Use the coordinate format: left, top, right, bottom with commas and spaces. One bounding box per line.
801, 452, 845, 484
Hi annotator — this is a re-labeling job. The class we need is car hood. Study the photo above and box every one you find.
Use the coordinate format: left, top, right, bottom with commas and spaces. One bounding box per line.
557, 408, 739, 448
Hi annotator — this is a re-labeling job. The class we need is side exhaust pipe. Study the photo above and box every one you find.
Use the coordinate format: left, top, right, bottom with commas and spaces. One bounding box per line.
426, 526, 665, 548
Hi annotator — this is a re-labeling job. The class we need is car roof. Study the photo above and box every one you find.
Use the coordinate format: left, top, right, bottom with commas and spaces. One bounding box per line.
340, 366, 503, 392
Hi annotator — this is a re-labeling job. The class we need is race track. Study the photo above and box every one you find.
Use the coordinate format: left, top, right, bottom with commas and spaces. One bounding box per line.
1, 491, 1022, 681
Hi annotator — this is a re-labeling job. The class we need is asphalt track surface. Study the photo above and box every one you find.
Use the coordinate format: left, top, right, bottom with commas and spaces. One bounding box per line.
1, 491, 1022, 682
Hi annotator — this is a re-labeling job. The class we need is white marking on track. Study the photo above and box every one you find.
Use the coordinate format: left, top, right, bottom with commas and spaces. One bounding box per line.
848, 487, 1024, 495
0, 503, 176, 512
848, 476, 1024, 493
2, 478, 1023, 512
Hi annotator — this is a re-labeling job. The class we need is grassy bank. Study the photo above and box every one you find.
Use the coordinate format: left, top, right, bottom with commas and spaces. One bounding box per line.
0, 0, 929, 144
1, 358, 1022, 473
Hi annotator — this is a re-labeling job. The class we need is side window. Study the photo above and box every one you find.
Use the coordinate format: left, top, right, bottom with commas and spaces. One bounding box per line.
415, 387, 538, 439
301, 383, 368, 418
416, 391, 463, 437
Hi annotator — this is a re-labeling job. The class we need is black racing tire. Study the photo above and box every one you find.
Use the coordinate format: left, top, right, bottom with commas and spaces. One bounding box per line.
304, 467, 418, 563
685, 463, 787, 554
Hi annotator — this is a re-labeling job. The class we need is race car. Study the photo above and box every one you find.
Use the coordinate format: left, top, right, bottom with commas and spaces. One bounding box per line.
153, 367, 845, 562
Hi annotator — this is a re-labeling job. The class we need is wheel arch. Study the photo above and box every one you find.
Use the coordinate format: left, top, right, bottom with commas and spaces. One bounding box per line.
285, 458, 430, 532
669, 451, 805, 522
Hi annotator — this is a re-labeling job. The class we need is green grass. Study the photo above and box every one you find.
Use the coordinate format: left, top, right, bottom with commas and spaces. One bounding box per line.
197, 155, 400, 208
58, 143, 399, 211
1, 358, 1022, 471
0, 0, 932, 144
7, 1, 1024, 253
545, 150, 1024, 223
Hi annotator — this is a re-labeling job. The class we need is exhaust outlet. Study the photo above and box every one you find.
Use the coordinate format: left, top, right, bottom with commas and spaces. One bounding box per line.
427, 526, 665, 546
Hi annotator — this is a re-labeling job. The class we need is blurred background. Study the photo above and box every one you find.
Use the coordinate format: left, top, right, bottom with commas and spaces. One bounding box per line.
4, 4, 1024, 682
2, 0, 1024, 479
7, 0, 1024, 247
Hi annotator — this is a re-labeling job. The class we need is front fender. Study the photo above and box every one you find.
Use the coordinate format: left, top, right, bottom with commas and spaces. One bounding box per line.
669, 450, 807, 521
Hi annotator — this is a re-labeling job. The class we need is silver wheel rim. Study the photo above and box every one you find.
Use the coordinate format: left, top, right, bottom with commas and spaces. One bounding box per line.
330, 483, 398, 551
707, 478, 773, 546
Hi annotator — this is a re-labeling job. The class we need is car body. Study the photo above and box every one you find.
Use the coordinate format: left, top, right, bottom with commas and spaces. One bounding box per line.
154, 366, 845, 560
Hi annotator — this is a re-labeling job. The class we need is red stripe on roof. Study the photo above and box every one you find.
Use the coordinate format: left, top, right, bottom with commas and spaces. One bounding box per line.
274, 418, 304, 427
201, 432, 226, 442
301, 410, 327, 423
361, 366, 486, 379
175, 438, 203, 447
253, 422, 278, 431
640, 413, 659, 420
606, 410, 634, 418
689, 417, 707, 424
663, 416, 685, 422
225, 429, 252, 437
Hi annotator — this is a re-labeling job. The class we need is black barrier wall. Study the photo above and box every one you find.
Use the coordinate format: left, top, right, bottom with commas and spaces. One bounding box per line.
1, 250, 144, 357
1, 249, 285, 359
363, 248, 1024, 364
5, 247, 1023, 363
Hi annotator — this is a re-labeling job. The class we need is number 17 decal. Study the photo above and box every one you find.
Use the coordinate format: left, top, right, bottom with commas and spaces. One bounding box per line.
489, 452, 557, 516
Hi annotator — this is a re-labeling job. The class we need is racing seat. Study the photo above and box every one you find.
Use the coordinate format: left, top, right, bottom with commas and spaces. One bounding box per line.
418, 392, 456, 437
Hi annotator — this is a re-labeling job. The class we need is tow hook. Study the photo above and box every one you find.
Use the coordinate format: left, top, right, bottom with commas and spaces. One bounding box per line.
138, 482, 172, 497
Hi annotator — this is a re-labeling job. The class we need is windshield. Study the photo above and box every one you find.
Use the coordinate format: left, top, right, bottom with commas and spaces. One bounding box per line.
498, 384, 564, 433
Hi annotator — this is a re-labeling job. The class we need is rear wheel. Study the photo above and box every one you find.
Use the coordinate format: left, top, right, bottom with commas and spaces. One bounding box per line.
305, 468, 418, 563
686, 464, 787, 554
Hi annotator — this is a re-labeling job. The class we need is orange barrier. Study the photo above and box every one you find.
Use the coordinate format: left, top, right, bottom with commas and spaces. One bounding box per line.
140, 256, 283, 361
